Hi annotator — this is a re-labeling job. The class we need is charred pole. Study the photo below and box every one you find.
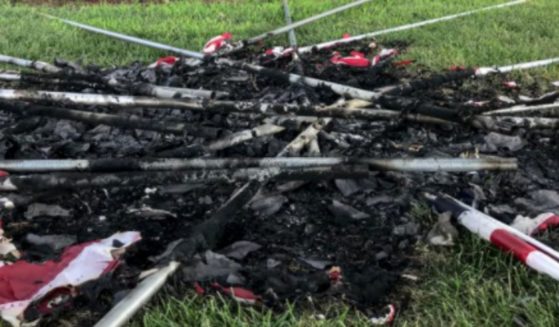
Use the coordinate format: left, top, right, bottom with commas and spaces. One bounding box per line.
0, 100, 215, 136
0, 54, 61, 73
0, 157, 518, 173
0, 166, 369, 192
0, 89, 449, 124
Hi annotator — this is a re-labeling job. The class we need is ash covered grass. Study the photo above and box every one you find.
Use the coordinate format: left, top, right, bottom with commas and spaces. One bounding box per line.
2, 0, 559, 326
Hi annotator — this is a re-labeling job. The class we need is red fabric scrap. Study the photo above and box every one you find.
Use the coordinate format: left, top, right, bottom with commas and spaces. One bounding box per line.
211, 283, 259, 305
263, 47, 294, 59
193, 282, 205, 295
450, 65, 466, 72
203, 32, 233, 55
330, 51, 371, 68
0, 231, 140, 326
392, 59, 414, 67
372, 49, 399, 66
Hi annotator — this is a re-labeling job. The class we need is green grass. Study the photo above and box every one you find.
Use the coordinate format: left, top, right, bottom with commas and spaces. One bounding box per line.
1, 0, 559, 77
2, 0, 559, 326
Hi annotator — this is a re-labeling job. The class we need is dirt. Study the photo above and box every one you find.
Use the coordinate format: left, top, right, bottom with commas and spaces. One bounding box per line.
1, 40, 559, 326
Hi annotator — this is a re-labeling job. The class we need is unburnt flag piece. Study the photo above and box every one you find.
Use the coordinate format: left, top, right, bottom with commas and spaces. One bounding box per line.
0, 231, 141, 326
148, 56, 179, 69
330, 51, 371, 68
203, 33, 233, 55
429, 194, 559, 282
372, 48, 399, 66
511, 213, 559, 235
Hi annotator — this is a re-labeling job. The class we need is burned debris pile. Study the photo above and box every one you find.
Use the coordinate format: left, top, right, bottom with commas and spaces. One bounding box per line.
0, 1, 559, 326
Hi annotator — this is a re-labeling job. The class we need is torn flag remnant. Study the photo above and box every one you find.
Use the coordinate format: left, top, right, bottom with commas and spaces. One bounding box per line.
0, 231, 141, 326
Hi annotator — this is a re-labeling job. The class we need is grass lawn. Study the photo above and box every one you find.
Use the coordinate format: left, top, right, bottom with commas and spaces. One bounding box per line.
1, 0, 559, 326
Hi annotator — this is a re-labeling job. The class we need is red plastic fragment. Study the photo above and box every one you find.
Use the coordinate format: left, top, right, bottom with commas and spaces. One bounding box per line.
489, 229, 535, 263
342, 33, 351, 39
535, 215, 559, 234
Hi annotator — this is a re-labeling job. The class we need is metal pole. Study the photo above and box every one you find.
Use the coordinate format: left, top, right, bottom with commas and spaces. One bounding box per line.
231, 0, 372, 51
93, 261, 180, 327
482, 102, 559, 116
40, 13, 205, 60
0, 54, 61, 73
282, 0, 298, 48
297, 0, 526, 54
0, 158, 518, 173
475, 57, 559, 76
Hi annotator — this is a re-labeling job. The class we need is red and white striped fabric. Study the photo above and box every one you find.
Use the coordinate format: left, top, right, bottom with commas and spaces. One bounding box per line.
148, 56, 179, 69
330, 51, 371, 68
511, 212, 559, 235
203, 32, 233, 55
0, 231, 141, 326
263, 47, 294, 59
431, 194, 559, 282
372, 48, 399, 66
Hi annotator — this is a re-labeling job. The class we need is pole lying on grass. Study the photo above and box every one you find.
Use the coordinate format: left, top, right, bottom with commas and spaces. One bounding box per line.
95, 181, 261, 327
472, 115, 559, 132
40, 14, 205, 60
41, 14, 383, 101
0, 157, 518, 173
478, 57, 559, 75
0, 54, 61, 73
0, 166, 369, 191
482, 102, 559, 116
94, 261, 180, 327
216, 0, 373, 56
427, 193, 559, 280
379, 56, 559, 96
297, 0, 526, 54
